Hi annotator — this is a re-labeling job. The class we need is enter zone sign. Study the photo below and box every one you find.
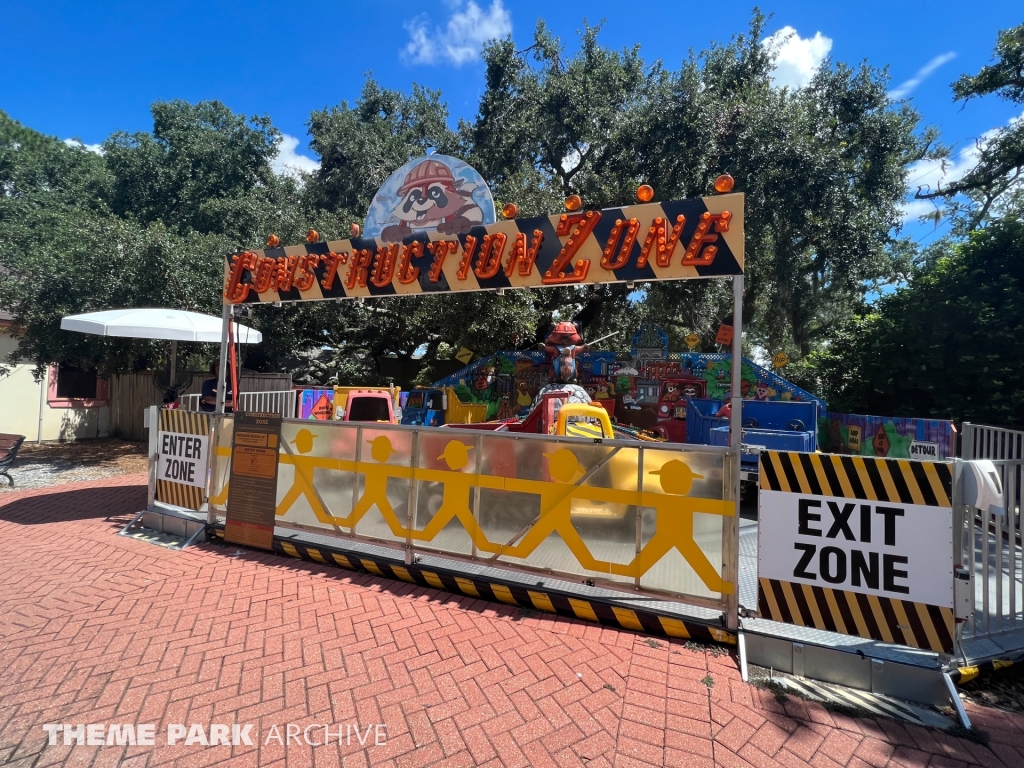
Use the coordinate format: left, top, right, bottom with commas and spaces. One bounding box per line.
157, 431, 210, 489
757, 450, 955, 653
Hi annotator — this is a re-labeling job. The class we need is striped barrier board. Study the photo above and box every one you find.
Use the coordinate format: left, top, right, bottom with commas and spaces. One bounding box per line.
155, 409, 212, 511
208, 526, 735, 647
757, 451, 956, 654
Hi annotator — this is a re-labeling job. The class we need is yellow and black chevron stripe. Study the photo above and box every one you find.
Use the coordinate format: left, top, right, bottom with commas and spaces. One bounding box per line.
156, 409, 211, 511
950, 658, 1018, 685
758, 577, 954, 654
222, 193, 745, 304
563, 420, 607, 439
208, 526, 735, 647
759, 451, 952, 507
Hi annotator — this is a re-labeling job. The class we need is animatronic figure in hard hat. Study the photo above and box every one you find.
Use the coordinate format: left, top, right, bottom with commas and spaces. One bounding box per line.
380, 159, 485, 242
532, 322, 592, 408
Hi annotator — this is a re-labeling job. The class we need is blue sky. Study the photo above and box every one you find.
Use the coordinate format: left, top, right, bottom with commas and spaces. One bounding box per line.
3, 1, 1021, 245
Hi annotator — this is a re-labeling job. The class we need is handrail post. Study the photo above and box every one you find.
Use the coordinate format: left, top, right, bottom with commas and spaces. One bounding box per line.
216, 304, 231, 414
722, 273, 744, 631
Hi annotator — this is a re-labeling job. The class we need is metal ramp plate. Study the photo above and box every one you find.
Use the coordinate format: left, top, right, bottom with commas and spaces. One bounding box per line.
119, 506, 207, 551
773, 676, 952, 729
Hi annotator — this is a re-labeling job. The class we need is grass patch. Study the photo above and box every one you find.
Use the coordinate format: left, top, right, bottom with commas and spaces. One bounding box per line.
701, 675, 715, 689
683, 640, 730, 658
644, 638, 662, 649
752, 678, 789, 703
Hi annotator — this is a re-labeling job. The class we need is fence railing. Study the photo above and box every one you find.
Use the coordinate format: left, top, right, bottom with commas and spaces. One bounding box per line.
960, 422, 1024, 639
179, 390, 297, 419
206, 416, 741, 615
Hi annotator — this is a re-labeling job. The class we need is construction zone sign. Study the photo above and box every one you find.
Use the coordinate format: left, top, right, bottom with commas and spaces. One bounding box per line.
223, 157, 744, 304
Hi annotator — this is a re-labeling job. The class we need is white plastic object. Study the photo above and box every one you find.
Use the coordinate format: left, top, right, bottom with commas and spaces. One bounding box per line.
962, 459, 1005, 516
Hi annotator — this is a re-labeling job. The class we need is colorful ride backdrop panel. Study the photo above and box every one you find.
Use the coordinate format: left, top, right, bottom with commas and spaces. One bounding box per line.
817, 412, 955, 460
432, 347, 823, 421
299, 389, 334, 420
222, 193, 745, 304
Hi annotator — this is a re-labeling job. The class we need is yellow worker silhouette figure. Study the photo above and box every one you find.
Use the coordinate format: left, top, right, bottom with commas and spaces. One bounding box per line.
500, 448, 604, 570
412, 440, 494, 549
612, 458, 735, 594
276, 428, 330, 519
348, 435, 405, 534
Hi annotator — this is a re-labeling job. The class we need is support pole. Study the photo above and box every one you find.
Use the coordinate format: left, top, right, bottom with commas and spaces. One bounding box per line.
170, 340, 177, 387
730, 275, 744, 466
37, 368, 47, 444
943, 671, 972, 730
216, 304, 231, 414
723, 273, 744, 631
737, 631, 749, 682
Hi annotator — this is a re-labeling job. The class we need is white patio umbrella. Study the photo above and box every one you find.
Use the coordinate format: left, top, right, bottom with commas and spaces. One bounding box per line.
60, 308, 261, 384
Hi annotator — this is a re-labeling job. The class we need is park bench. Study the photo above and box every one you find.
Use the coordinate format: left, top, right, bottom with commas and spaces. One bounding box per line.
0, 434, 26, 487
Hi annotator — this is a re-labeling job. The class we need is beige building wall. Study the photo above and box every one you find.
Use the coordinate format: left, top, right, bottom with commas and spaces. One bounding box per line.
0, 328, 110, 441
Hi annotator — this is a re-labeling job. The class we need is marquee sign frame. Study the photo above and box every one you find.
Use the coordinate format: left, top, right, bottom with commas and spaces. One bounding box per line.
222, 194, 744, 304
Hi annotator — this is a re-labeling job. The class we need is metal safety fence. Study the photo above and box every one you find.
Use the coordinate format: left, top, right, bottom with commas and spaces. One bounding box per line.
206, 415, 741, 615
179, 390, 297, 418
960, 422, 1024, 639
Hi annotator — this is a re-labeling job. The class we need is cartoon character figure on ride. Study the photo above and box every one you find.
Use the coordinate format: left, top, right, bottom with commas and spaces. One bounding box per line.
532, 322, 592, 408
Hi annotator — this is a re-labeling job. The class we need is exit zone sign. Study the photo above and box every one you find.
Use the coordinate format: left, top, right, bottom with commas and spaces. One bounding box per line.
758, 493, 952, 607
756, 450, 955, 653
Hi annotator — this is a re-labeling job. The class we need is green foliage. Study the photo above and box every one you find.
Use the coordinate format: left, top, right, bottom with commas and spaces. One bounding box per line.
305, 81, 459, 220
795, 23, 1024, 429
464, 13, 923, 356
0, 104, 277, 376
799, 213, 1024, 426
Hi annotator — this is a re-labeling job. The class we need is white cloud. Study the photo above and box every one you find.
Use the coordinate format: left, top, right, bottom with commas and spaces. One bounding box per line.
762, 26, 833, 90
888, 52, 957, 100
273, 134, 320, 179
63, 138, 104, 155
402, 0, 512, 66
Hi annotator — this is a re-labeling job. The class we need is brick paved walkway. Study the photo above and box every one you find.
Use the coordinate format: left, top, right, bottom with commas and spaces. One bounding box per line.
3, 476, 1024, 768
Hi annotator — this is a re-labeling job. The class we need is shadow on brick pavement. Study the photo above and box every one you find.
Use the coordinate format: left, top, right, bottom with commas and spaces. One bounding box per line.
2, 475, 1023, 768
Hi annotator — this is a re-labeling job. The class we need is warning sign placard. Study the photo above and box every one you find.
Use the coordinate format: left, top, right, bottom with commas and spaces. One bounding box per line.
225, 412, 282, 550
232, 446, 278, 479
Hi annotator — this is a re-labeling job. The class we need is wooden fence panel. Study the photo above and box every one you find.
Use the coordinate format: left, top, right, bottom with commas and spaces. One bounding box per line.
107, 372, 292, 441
